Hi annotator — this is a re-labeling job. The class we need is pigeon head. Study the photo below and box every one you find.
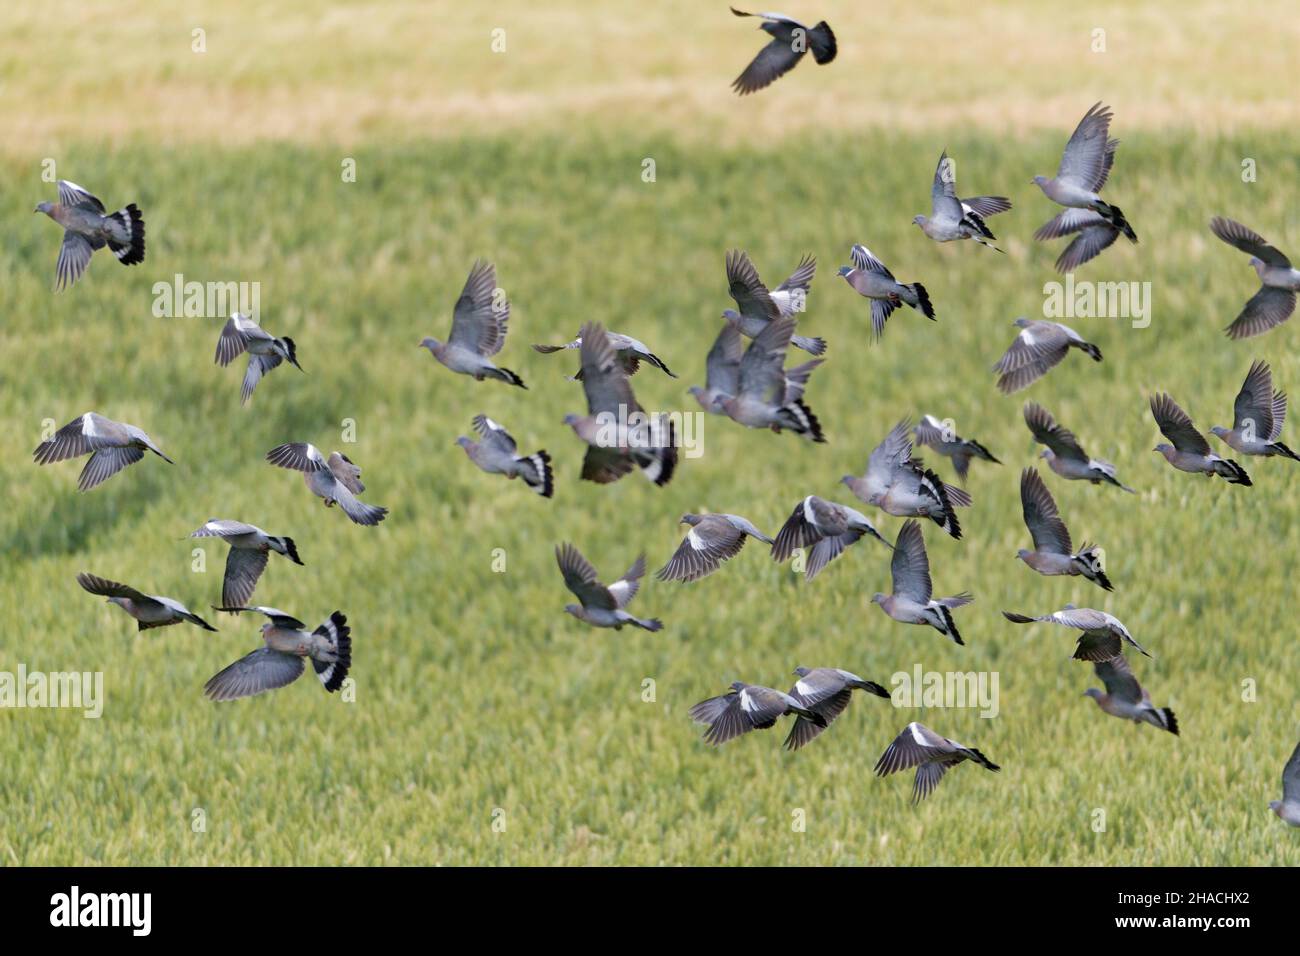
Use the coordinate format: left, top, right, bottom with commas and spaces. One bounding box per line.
1083, 688, 1103, 701
793, 666, 810, 677
1153, 443, 1174, 455
1016, 549, 1032, 562
1037, 449, 1052, 461
870, 593, 886, 605
836, 265, 853, 278
34, 201, 53, 215
721, 308, 741, 323
419, 336, 439, 352
1209, 425, 1228, 439
1270, 800, 1284, 816
562, 414, 581, 428
456, 436, 473, 449
1031, 175, 1048, 187
563, 604, 583, 620
1013, 317, 1031, 329
729, 681, 747, 692
911, 215, 927, 227
679, 513, 701, 526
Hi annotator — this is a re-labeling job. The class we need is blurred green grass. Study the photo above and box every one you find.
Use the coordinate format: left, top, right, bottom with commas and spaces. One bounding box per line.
1, 130, 1298, 864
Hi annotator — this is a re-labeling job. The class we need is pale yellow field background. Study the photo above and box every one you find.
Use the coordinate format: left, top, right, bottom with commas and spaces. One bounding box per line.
4, 0, 1298, 151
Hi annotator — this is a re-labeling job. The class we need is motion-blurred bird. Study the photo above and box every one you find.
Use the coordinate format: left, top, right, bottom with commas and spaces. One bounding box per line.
688, 320, 744, 414
1084, 654, 1178, 735
656, 513, 772, 582
266, 442, 389, 525
913, 150, 1011, 251
77, 572, 216, 632
1001, 606, 1150, 660
458, 414, 553, 497
874, 721, 1000, 804
728, 8, 836, 96
556, 543, 662, 631
214, 312, 304, 405
1150, 393, 1251, 485
871, 520, 972, 645
994, 318, 1101, 394
1210, 360, 1299, 461
1024, 402, 1134, 492
1271, 738, 1300, 826
716, 315, 825, 441
204, 606, 350, 702
783, 666, 890, 751
533, 329, 675, 379
564, 321, 677, 485
770, 495, 891, 581
689, 680, 826, 745
1209, 217, 1300, 340
33, 412, 173, 492
34, 180, 144, 289
837, 244, 934, 341
723, 250, 825, 355
913, 414, 1001, 484
842, 419, 969, 538
1032, 102, 1137, 271
1016, 468, 1112, 591
189, 519, 304, 608
420, 260, 525, 387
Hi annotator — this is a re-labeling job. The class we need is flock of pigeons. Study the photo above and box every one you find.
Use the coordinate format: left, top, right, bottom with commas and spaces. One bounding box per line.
27, 8, 1300, 820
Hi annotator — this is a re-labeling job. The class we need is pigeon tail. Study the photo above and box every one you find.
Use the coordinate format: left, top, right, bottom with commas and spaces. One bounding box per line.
488, 366, 526, 389
937, 604, 964, 646
1215, 458, 1252, 486
791, 333, 827, 356
965, 748, 1001, 772
311, 612, 351, 692
277, 536, 303, 565
520, 449, 554, 498
630, 616, 663, 632
779, 398, 825, 443
1097, 201, 1138, 242
1160, 708, 1179, 736
106, 203, 146, 265
809, 21, 837, 63
908, 282, 935, 320
1269, 441, 1300, 462
1075, 547, 1113, 591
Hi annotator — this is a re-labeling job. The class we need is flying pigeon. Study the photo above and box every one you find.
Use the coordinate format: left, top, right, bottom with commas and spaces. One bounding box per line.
871, 520, 972, 645
1150, 393, 1251, 485
420, 260, 525, 387
1084, 654, 1178, 735
1210, 360, 1299, 461
770, 495, 891, 581
555, 543, 662, 631
533, 329, 675, 379
913, 414, 1001, 484
1001, 606, 1150, 661
994, 318, 1101, 394
1031, 102, 1137, 272
842, 418, 970, 538
656, 513, 773, 582
837, 244, 934, 341
188, 519, 304, 608
457, 414, 554, 497
913, 150, 1011, 251
728, 8, 836, 96
214, 312, 304, 404
204, 606, 350, 702
688, 320, 744, 414
716, 315, 825, 441
266, 442, 389, 524
564, 320, 677, 485
1271, 738, 1300, 826
1209, 217, 1300, 340
1024, 402, 1134, 492
34, 180, 144, 289
77, 572, 216, 632
783, 667, 890, 751
874, 722, 1000, 804
688, 680, 826, 745
33, 412, 173, 491
723, 250, 825, 355
1016, 468, 1112, 591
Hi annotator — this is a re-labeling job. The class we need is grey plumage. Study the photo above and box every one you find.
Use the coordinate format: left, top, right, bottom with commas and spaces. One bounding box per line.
458, 414, 554, 497
1209, 217, 1300, 340
994, 318, 1101, 393
871, 520, 972, 646
913, 414, 1001, 483
266, 442, 389, 524
842, 418, 969, 538
1271, 738, 1300, 826
689, 680, 826, 745
688, 320, 745, 414
656, 512, 772, 582
533, 329, 675, 380
1001, 605, 1150, 661
729, 8, 836, 96
214, 312, 304, 404
204, 606, 350, 701
1084, 654, 1177, 735
420, 260, 525, 387
189, 519, 304, 608
913, 150, 1010, 251
837, 244, 934, 340
1150, 393, 1251, 486
564, 320, 677, 485
784, 666, 890, 751
34, 180, 145, 289
33, 412, 173, 491
874, 721, 1000, 804
1210, 360, 1299, 461
722, 250, 826, 355
715, 315, 825, 441
1023, 402, 1134, 492
770, 494, 891, 581
556, 543, 662, 631
77, 572, 216, 632
1016, 468, 1112, 591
